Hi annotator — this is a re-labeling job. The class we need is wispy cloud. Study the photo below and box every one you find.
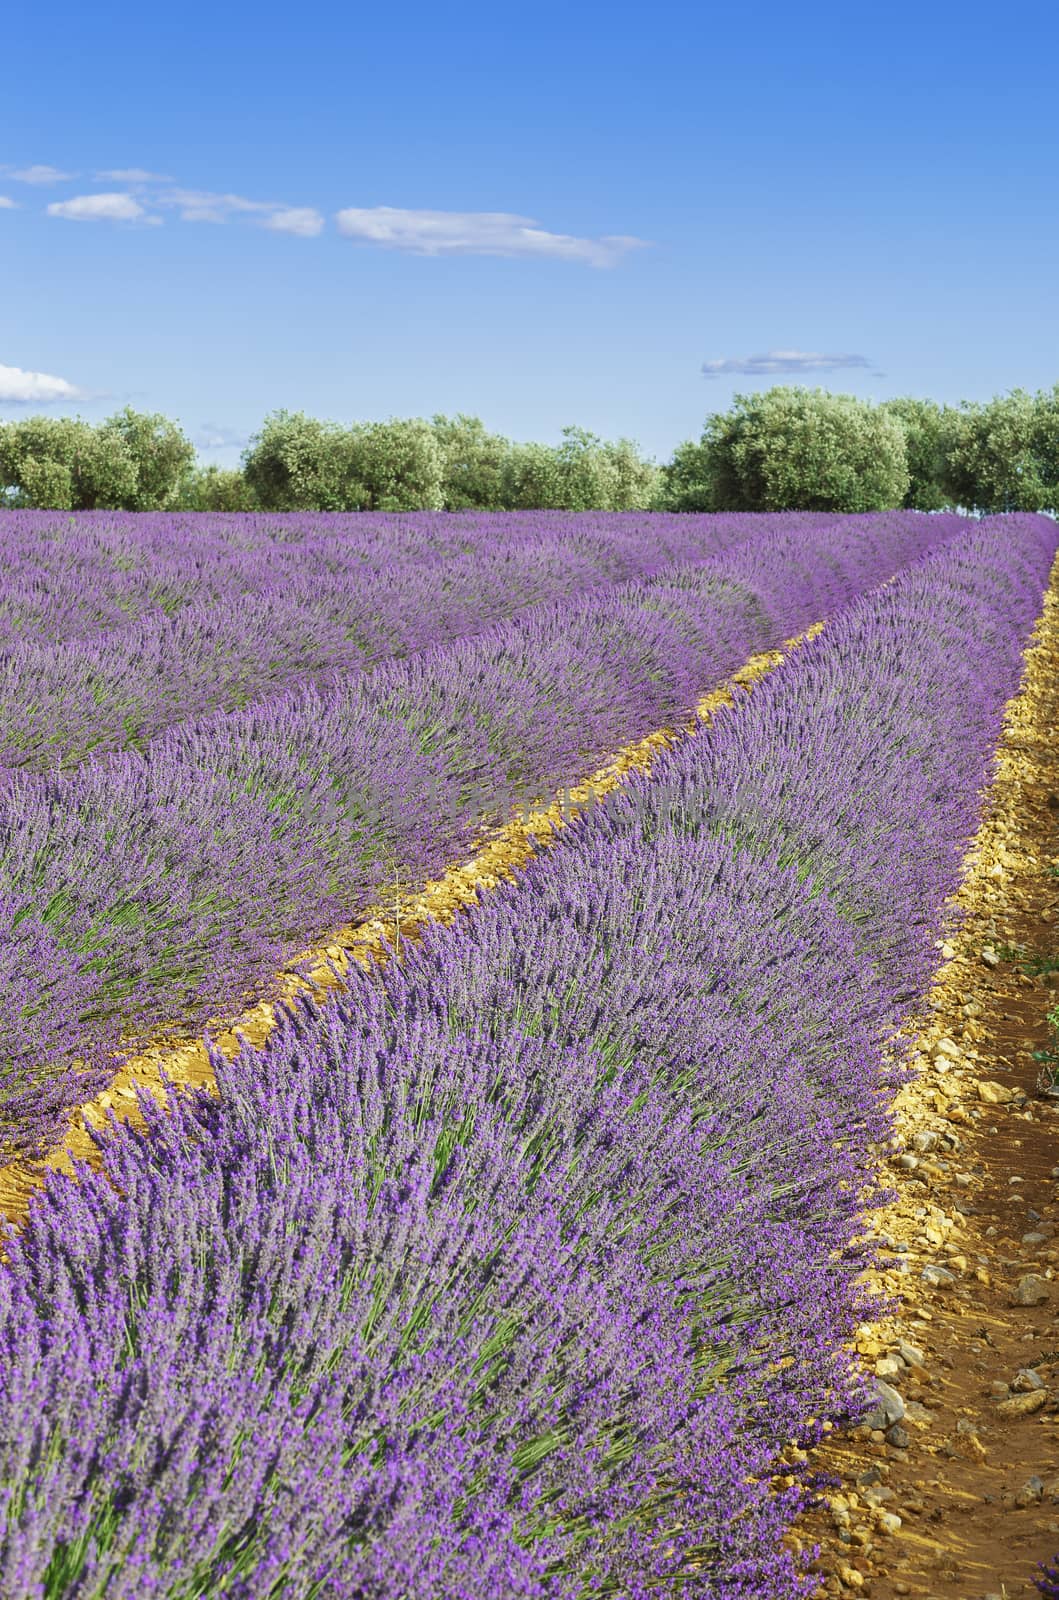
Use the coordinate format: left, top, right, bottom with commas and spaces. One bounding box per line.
159, 187, 270, 223
334, 206, 649, 267
152, 187, 323, 235
39, 179, 322, 235
95, 167, 174, 183
0, 362, 82, 403
0, 196, 16, 210
8, 164, 76, 185
46, 191, 154, 224
13, 165, 644, 266
263, 206, 325, 237
701, 349, 873, 378
195, 422, 250, 451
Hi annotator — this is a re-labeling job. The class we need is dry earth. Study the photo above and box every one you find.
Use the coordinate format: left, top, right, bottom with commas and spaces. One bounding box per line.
795, 561, 1059, 1599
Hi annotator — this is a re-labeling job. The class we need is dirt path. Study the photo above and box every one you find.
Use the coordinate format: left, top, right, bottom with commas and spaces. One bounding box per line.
796, 564, 1059, 1598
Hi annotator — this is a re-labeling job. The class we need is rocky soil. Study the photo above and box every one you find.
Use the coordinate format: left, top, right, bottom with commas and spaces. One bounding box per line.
796, 566, 1059, 1598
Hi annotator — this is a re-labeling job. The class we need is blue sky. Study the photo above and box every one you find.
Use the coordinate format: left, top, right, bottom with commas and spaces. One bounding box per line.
2, 0, 1056, 466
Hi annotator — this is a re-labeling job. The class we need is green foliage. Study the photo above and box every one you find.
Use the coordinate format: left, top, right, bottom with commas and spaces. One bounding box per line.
655, 437, 714, 511
497, 440, 563, 510
242, 410, 359, 511
0, 408, 193, 510
103, 406, 195, 509
346, 418, 445, 511
177, 465, 258, 511
73, 423, 140, 509
15, 456, 75, 510
693, 387, 910, 513
552, 427, 617, 510
1034, 384, 1059, 508
499, 426, 659, 511
431, 413, 509, 509
940, 390, 1042, 511
940, 386, 1059, 512
243, 412, 445, 511
878, 397, 953, 510
597, 435, 662, 510
6, 386, 1058, 517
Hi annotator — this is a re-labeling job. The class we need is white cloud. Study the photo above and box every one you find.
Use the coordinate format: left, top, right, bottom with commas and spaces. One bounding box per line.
262, 206, 325, 237
8, 163, 76, 184
158, 187, 260, 222
701, 349, 873, 378
153, 187, 322, 236
0, 362, 81, 403
170, 188, 314, 230
94, 168, 173, 183
195, 422, 249, 451
334, 206, 648, 267
0, 196, 16, 210
161, 188, 275, 223
46, 191, 152, 223
8, 167, 646, 267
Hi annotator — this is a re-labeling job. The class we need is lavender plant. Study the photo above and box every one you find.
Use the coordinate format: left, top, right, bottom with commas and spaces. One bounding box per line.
0, 508, 819, 646
0, 514, 960, 1156
1, 524, 826, 769
0, 512, 1053, 1595
1037, 1556, 1059, 1597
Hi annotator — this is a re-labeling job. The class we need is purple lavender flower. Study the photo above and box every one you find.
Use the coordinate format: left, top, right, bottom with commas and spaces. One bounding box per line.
0, 511, 1052, 1594
0, 511, 964, 1156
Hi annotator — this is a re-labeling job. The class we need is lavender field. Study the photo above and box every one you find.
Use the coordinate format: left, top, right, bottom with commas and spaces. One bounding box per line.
0, 508, 1056, 1598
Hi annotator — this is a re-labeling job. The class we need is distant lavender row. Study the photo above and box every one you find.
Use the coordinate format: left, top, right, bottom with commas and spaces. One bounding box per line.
0, 513, 955, 1158
0, 516, 1052, 1598
0, 508, 824, 644
0, 517, 849, 770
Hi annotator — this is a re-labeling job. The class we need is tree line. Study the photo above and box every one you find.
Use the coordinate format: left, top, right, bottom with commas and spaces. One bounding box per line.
2, 386, 1057, 515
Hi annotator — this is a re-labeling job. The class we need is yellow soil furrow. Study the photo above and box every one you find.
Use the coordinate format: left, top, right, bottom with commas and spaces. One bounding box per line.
0, 622, 824, 1228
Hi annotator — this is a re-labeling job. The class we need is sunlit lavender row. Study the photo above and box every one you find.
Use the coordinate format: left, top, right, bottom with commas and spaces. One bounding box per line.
0, 511, 854, 771
0, 512, 956, 1159
0, 508, 824, 646
1, 514, 1054, 1597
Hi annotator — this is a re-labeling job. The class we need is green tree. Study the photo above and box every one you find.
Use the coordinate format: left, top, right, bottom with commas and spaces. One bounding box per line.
600, 436, 663, 509
498, 426, 659, 510
691, 387, 909, 512
1033, 384, 1059, 511
18, 456, 75, 510
431, 413, 510, 509
242, 410, 361, 509
878, 397, 953, 510
177, 465, 258, 511
941, 389, 1053, 512
498, 440, 564, 509
0, 415, 138, 508
655, 437, 714, 511
103, 406, 195, 509
552, 426, 621, 509
71, 423, 138, 508
345, 418, 445, 510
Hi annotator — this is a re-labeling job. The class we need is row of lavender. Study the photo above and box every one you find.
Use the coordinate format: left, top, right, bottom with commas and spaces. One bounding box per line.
1, 515, 1053, 1598
0, 513, 850, 771
0, 508, 808, 646
0, 515, 958, 1159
